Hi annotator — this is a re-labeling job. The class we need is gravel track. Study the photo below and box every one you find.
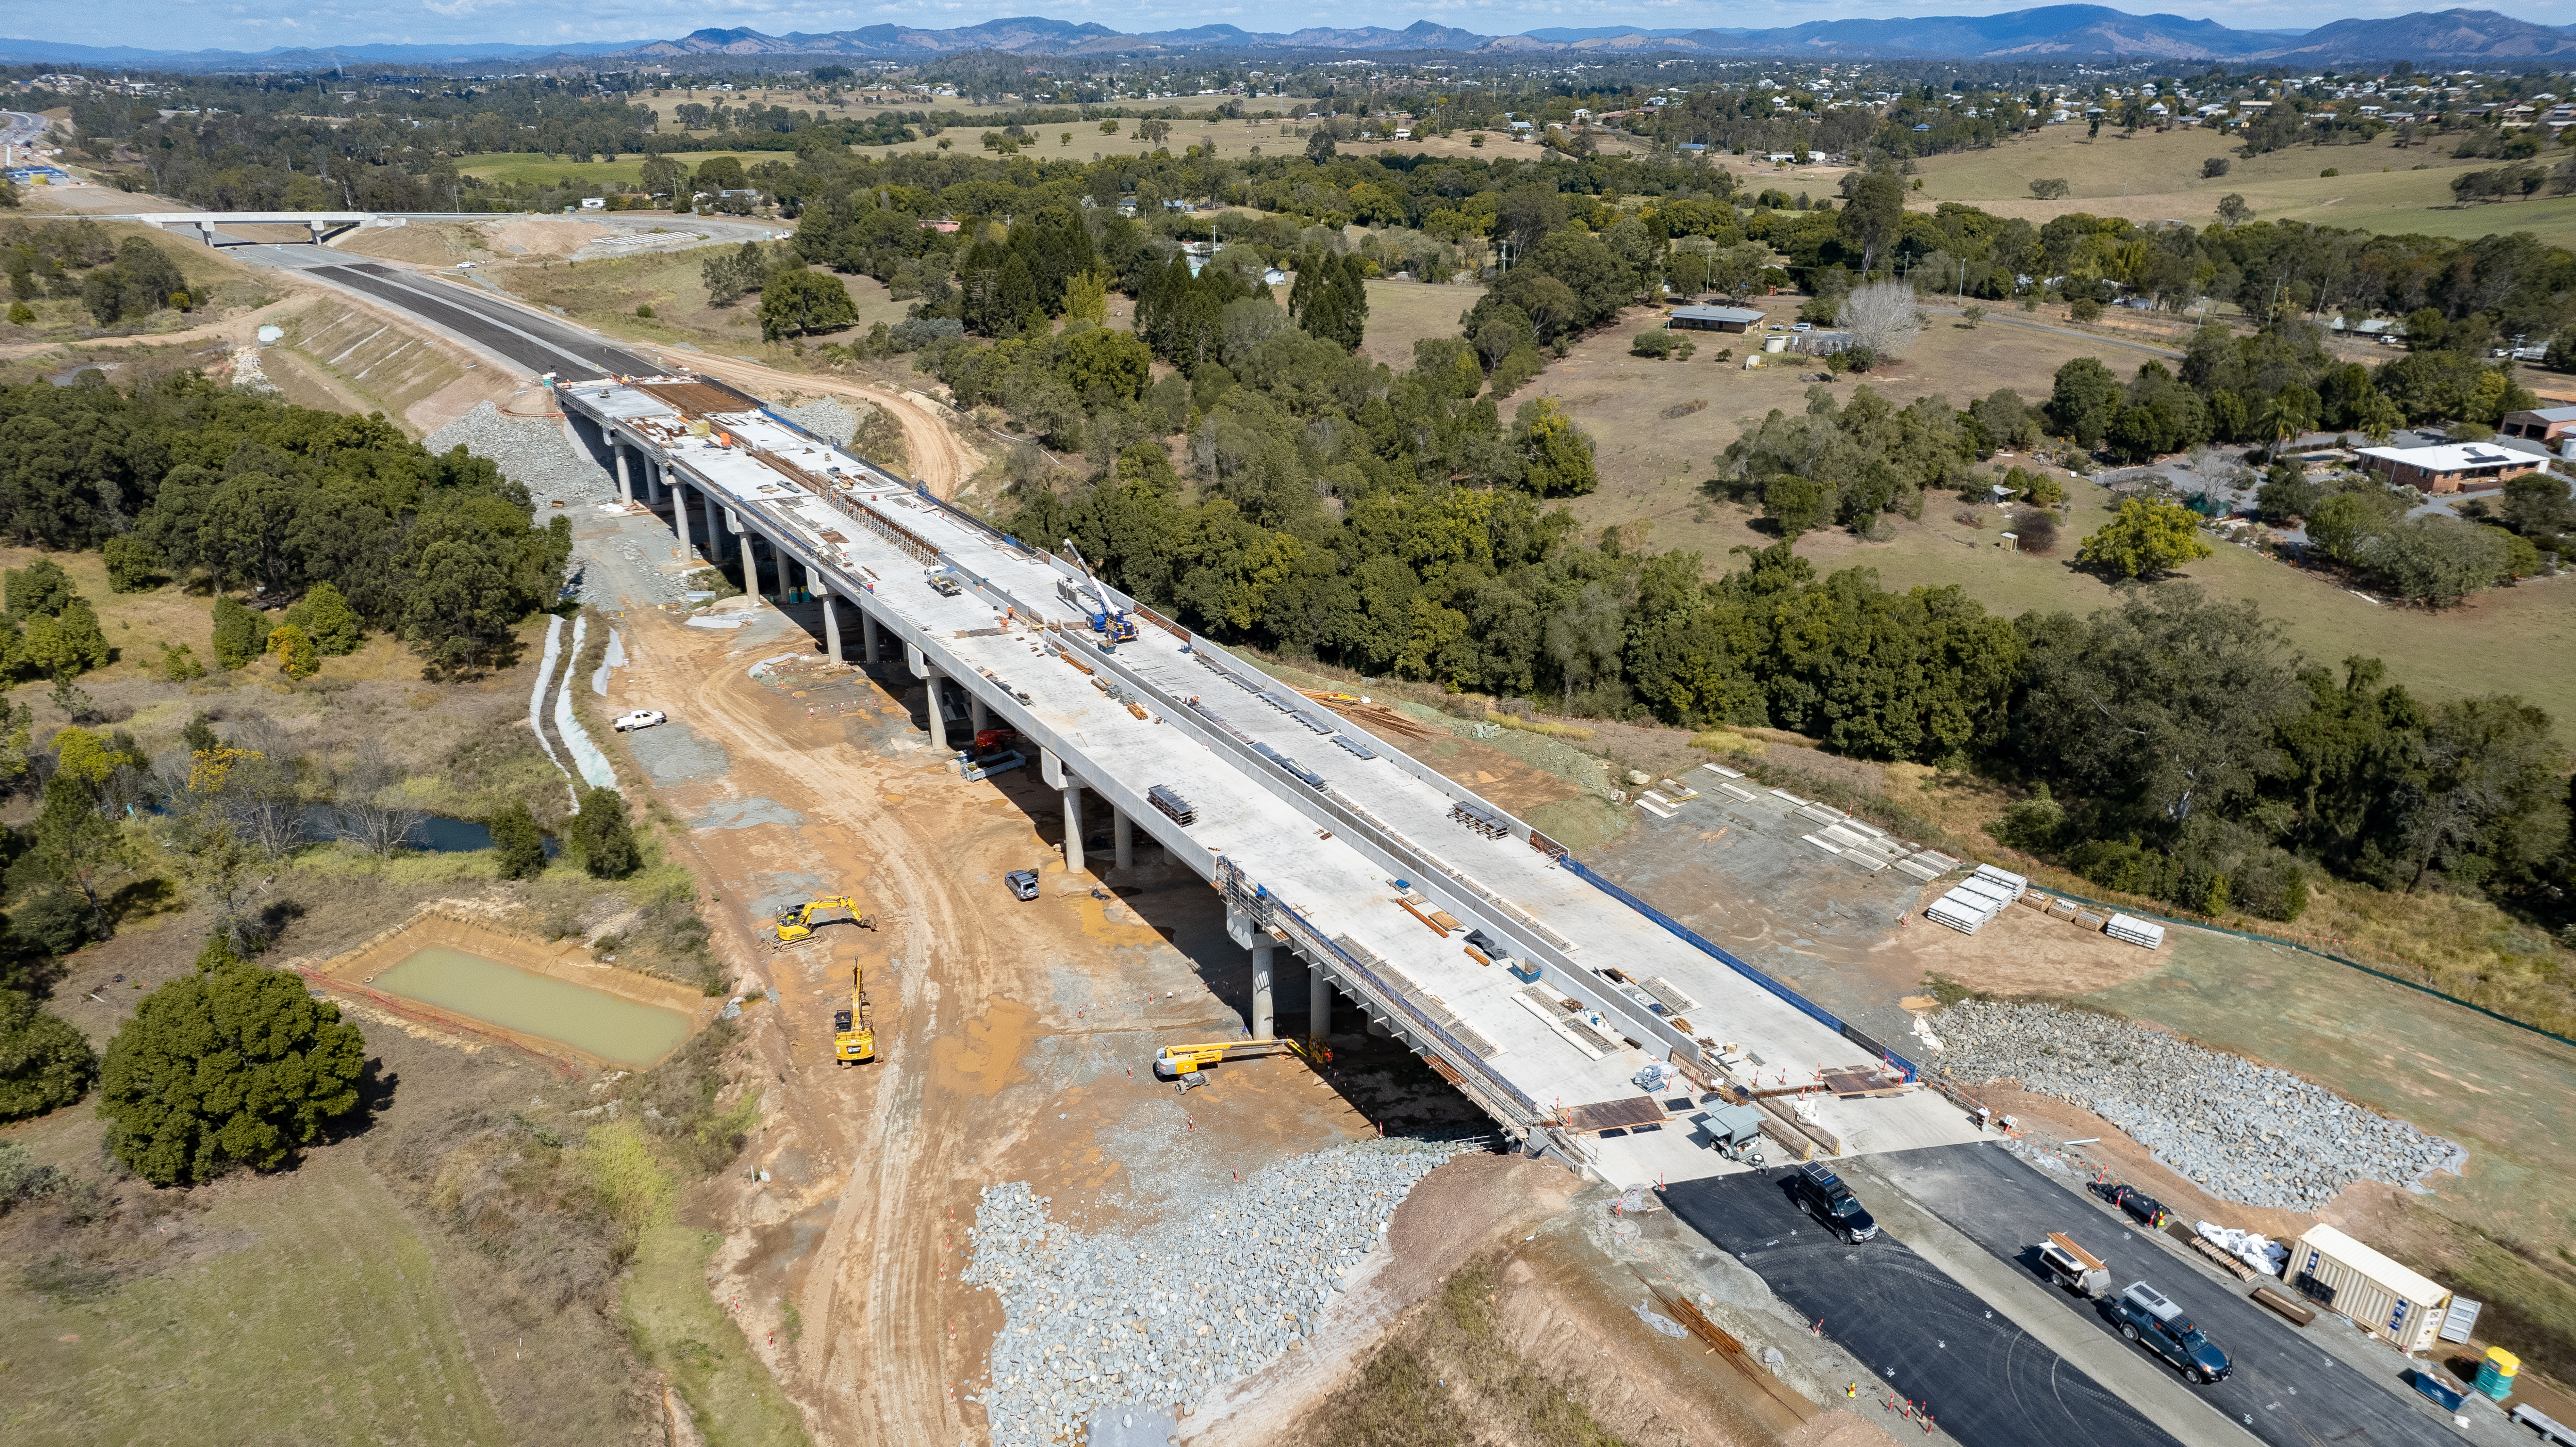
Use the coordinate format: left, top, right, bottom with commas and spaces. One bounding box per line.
962, 1140, 1463, 1445
1932, 999, 2462, 1210
424, 400, 614, 503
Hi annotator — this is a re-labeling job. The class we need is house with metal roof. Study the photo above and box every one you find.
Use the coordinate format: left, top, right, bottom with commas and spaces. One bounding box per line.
1666, 304, 1765, 333
2355, 443, 2544, 494
2499, 405, 2576, 445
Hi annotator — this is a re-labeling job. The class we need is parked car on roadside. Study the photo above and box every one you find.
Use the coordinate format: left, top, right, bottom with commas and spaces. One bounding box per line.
2112, 1282, 2231, 1384
1787, 1162, 1879, 1243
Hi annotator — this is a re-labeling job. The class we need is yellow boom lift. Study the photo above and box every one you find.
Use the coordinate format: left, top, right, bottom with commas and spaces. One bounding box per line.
834, 964, 876, 1064
774, 895, 877, 950
1151, 1037, 1320, 1091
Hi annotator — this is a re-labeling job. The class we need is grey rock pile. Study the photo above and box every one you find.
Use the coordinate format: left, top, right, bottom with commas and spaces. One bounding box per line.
424, 401, 613, 502
781, 396, 862, 445
962, 1139, 1461, 1446
1934, 1000, 2461, 1211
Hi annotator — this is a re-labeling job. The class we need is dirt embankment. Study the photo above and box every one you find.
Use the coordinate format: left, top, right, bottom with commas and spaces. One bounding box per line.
682, 354, 982, 498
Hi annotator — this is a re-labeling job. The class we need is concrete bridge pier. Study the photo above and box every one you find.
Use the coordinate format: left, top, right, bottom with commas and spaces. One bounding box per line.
673, 480, 695, 558
1251, 943, 1275, 1039
1112, 809, 1133, 870
913, 647, 947, 752
612, 439, 632, 503
1062, 779, 1086, 874
861, 610, 880, 663
818, 585, 842, 665
1311, 964, 1333, 1038
969, 694, 989, 733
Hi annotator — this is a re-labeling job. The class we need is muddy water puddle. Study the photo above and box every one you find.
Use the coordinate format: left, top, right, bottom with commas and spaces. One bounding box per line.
372, 945, 691, 1068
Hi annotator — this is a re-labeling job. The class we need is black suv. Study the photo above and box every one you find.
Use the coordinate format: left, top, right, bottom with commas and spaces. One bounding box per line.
1787, 1163, 1879, 1243
2112, 1282, 2231, 1384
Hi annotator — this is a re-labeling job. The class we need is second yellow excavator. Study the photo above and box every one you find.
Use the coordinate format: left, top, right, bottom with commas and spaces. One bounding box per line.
834, 963, 876, 1065
775, 895, 877, 950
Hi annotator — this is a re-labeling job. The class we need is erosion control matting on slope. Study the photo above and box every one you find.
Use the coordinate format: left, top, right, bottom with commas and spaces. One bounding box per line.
1661, 1169, 2181, 1447
1866, 1143, 2457, 1447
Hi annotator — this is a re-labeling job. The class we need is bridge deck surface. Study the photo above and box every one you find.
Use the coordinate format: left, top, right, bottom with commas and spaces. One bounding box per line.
561, 378, 1982, 1180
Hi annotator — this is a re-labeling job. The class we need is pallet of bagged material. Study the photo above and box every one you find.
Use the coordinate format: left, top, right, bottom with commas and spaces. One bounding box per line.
2046, 897, 2079, 920
2104, 913, 2165, 950
2070, 909, 2107, 931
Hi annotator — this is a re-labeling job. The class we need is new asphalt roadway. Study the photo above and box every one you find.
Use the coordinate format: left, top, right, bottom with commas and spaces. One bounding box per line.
1664, 1164, 2184, 1447
1859, 1143, 2459, 1447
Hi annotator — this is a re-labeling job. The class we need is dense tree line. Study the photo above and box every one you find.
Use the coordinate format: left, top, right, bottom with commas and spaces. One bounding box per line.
0, 375, 570, 675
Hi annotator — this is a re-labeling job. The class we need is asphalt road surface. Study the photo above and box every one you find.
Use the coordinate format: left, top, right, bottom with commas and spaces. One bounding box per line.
1872, 1144, 2456, 1447
305, 263, 659, 380
1664, 1168, 2182, 1447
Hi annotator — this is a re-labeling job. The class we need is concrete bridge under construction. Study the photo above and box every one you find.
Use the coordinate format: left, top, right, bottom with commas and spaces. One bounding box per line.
554, 373, 1986, 1187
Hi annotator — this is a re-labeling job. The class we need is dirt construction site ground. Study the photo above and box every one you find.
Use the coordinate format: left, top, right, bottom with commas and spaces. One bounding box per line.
567, 494, 1975, 1446
571, 501, 1524, 1443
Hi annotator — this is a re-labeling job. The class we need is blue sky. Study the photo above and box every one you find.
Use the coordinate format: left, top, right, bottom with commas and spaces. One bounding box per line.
16, 1, 2574, 55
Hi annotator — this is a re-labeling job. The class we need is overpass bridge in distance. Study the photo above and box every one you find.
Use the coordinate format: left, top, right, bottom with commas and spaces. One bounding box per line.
554, 374, 1982, 1186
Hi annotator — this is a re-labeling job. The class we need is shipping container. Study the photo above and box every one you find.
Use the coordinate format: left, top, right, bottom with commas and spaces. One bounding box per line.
2285, 1225, 2450, 1353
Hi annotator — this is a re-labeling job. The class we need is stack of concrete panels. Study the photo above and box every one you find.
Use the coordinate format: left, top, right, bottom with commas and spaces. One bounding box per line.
2104, 913, 2166, 950
1924, 884, 2004, 934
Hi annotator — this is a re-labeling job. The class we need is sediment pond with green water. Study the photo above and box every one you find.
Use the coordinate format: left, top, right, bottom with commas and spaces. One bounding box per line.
371, 945, 692, 1069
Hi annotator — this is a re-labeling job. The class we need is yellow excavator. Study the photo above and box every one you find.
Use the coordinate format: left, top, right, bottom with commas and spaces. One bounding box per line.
1151, 1036, 1322, 1090
834, 963, 876, 1065
774, 895, 877, 950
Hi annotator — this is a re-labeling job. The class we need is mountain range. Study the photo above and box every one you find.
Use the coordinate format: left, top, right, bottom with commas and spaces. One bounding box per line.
8, 7, 2576, 69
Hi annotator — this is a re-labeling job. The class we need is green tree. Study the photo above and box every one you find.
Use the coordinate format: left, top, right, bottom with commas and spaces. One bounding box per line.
159, 641, 206, 681
102, 533, 161, 592
568, 785, 641, 879
290, 580, 363, 655
2076, 498, 2215, 579
0, 988, 96, 1122
4, 557, 75, 620
20, 595, 108, 683
31, 769, 134, 937
210, 595, 265, 669
489, 799, 548, 880
2046, 357, 2124, 447
759, 268, 859, 341
1513, 398, 1599, 498
98, 951, 367, 1185
1762, 474, 1833, 537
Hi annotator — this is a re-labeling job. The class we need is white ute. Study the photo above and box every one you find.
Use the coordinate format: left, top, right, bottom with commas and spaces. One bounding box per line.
613, 709, 667, 732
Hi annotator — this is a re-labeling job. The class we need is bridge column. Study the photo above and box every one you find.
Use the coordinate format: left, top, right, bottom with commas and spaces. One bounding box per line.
673, 479, 695, 557
1310, 962, 1333, 1038
1062, 779, 1086, 875
923, 666, 949, 753
861, 609, 880, 664
1251, 944, 1276, 1039
726, 510, 755, 605
196, 221, 218, 247
648, 460, 666, 505
1112, 809, 1133, 870
612, 438, 633, 503
818, 584, 842, 666
968, 694, 989, 733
